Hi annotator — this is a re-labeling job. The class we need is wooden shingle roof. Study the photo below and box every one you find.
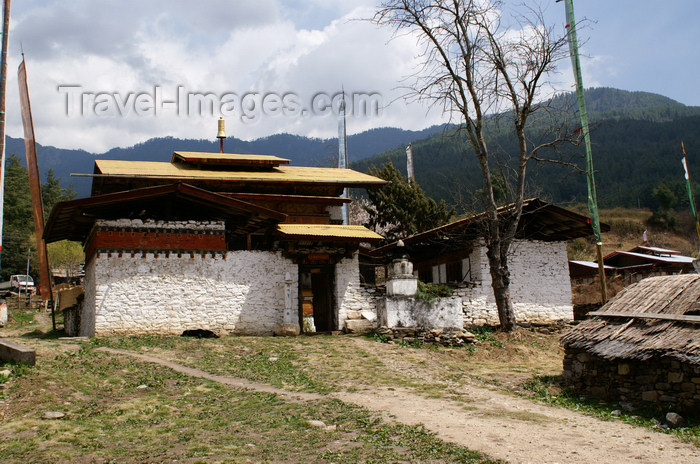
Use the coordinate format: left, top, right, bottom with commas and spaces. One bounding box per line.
561, 274, 700, 365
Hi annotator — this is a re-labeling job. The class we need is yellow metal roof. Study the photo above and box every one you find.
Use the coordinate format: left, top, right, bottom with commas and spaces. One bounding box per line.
93, 160, 386, 186
171, 151, 289, 166
276, 224, 383, 241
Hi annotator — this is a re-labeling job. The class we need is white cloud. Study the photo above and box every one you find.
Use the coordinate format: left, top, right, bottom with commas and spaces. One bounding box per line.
4, 1, 445, 152
3, 1, 698, 153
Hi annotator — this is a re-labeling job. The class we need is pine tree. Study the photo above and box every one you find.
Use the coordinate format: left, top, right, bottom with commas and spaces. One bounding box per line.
365, 161, 454, 242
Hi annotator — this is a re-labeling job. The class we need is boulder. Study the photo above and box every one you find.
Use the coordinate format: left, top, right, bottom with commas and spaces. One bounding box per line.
344, 319, 374, 334
665, 412, 685, 428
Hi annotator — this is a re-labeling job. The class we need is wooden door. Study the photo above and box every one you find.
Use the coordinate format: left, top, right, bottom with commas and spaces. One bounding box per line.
311, 272, 333, 332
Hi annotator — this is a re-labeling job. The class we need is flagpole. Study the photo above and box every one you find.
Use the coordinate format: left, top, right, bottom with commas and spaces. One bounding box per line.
562, 0, 607, 303
406, 141, 414, 183
681, 142, 700, 243
0, 0, 12, 276
18, 55, 54, 328
338, 91, 349, 225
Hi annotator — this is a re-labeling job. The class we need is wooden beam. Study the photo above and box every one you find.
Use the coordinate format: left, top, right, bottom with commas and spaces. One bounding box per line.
588, 311, 700, 323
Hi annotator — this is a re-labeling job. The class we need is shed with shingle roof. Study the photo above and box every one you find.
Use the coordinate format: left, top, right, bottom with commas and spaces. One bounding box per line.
561, 274, 700, 413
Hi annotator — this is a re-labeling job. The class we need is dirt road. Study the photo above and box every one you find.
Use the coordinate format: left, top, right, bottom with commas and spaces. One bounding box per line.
100, 347, 700, 464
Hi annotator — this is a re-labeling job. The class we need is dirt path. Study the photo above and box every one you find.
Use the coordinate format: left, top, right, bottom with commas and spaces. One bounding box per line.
99, 347, 700, 464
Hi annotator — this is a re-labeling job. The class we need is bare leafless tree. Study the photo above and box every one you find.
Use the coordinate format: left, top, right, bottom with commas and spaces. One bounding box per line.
374, 0, 571, 331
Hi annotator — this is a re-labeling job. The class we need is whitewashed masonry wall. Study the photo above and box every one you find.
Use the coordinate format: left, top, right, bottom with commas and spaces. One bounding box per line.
335, 252, 378, 330
80, 219, 298, 336
453, 239, 573, 325
82, 251, 298, 336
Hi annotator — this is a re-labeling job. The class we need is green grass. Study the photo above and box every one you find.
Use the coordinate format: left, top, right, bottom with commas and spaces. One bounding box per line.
0, 343, 499, 463
6, 306, 37, 327
520, 375, 700, 447
471, 326, 504, 348
92, 335, 332, 394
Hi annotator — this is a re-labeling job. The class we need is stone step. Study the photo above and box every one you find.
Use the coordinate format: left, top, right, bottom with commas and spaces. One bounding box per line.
0, 338, 36, 365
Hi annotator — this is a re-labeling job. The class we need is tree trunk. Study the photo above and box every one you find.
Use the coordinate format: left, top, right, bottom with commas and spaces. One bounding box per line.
487, 242, 517, 331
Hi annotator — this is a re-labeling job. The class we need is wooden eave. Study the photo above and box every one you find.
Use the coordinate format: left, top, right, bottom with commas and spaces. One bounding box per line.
276, 224, 383, 243
224, 192, 352, 205
171, 151, 290, 168
44, 183, 286, 244
87, 159, 387, 196
370, 198, 609, 257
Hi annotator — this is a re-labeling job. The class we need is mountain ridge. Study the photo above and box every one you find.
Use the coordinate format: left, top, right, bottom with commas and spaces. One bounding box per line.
7, 87, 700, 202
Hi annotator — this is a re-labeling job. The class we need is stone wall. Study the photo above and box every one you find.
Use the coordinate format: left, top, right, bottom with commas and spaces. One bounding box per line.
83, 250, 297, 336
562, 347, 700, 414
81, 258, 97, 337
377, 296, 463, 329
99, 219, 225, 231
455, 240, 573, 326
374, 327, 476, 347
335, 252, 379, 331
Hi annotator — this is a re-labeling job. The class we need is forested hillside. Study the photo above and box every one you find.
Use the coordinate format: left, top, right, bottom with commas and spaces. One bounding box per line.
4, 87, 700, 277
353, 88, 700, 212
6, 125, 448, 198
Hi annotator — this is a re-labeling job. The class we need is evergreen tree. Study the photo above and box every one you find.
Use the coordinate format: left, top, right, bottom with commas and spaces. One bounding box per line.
1, 156, 33, 280
365, 161, 454, 242
42, 169, 76, 221
1, 156, 78, 279
649, 182, 679, 230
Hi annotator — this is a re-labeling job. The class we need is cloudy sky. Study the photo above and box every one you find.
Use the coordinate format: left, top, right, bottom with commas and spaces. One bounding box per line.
3, 0, 698, 153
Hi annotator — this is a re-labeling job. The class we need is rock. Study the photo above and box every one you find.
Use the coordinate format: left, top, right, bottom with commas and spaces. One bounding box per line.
346, 311, 362, 320
307, 420, 326, 428
0, 369, 11, 378
268, 357, 278, 362
274, 323, 300, 337
136, 384, 148, 389
325, 424, 337, 431
619, 401, 635, 412
610, 410, 622, 417
360, 310, 377, 322
42, 411, 65, 420
665, 412, 685, 428
344, 319, 374, 334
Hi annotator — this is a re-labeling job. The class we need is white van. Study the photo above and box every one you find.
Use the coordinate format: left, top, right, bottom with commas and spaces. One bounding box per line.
10, 274, 35, 292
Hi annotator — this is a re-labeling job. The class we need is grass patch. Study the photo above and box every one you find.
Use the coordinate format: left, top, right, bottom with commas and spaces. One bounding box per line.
471, 326, 505, 348
520, 375, 700, 447
416, 281, 453, 304
90, 328, 565, 402
93, 335, 331, 394
0, 344, 499, 463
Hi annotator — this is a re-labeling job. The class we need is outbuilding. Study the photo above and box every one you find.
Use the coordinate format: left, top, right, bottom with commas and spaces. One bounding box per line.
369, 198, 607, 326
561, 274, 700, 414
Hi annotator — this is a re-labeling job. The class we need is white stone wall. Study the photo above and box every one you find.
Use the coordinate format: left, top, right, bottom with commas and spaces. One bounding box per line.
456, 240, 573, 325
83, 250, 297, 336
378, 296, 463, 329
81, 258, 97, 337
335, 252, 378, 330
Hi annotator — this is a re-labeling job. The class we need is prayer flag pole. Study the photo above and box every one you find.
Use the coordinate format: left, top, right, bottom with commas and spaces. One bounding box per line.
562, 0, 607, 302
